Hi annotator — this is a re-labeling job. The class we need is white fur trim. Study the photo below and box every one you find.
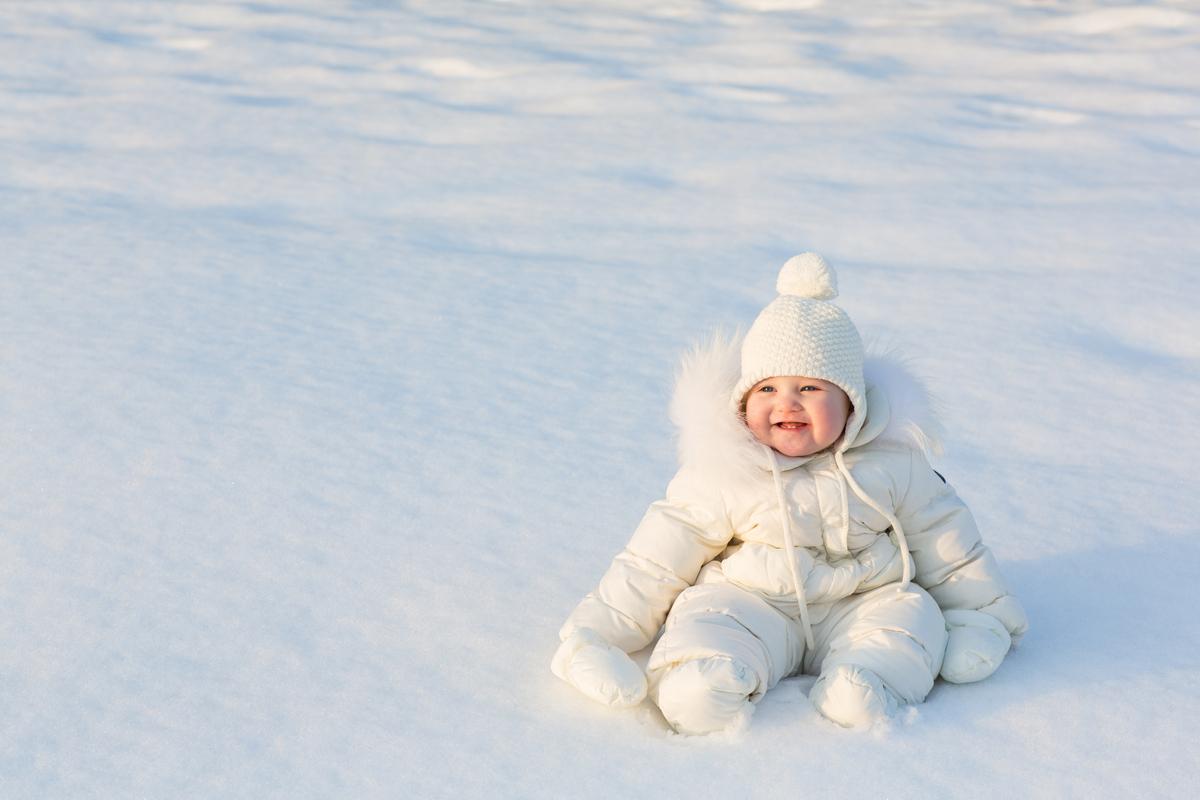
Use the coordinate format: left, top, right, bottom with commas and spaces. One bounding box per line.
862, 347, 945, 456
670, 330, 767, 482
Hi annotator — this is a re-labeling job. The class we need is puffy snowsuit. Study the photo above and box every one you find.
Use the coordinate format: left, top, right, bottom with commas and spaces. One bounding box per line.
554, 337, 1028, 733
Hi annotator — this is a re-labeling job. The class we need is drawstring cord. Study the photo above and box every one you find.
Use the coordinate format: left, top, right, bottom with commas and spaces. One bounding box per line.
766, 447, 816, 650
766, 446, 914, 655
835, 450, 913, 586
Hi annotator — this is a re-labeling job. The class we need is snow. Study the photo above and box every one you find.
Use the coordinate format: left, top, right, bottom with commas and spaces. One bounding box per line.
2, 0, 1198, 797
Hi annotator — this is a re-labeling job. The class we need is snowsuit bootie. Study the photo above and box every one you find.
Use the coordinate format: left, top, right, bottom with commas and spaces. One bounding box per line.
652, 655, 759, 735
809, 663, 899, 727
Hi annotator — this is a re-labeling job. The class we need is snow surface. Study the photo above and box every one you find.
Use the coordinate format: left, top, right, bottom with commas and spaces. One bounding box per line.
2, 1, 1199, 797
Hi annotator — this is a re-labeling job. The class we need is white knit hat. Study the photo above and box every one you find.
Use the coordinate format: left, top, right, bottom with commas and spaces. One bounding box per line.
733, 253, 867, 446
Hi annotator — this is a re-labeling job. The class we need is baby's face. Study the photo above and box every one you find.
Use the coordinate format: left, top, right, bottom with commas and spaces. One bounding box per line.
743, 376, 851, 457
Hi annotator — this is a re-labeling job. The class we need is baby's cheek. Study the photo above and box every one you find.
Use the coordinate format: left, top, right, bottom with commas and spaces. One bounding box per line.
744, 417, 770, 445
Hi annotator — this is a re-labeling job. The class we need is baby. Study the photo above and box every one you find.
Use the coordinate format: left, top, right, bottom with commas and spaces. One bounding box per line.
551, 254, 1027, 733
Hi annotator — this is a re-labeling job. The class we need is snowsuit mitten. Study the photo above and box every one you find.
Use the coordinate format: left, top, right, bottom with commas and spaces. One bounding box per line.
551, 628, 647, 707
940, 609, 1013, 684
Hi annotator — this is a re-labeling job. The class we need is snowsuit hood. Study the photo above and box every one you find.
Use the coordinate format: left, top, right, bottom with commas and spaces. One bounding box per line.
671, 331, 944, 481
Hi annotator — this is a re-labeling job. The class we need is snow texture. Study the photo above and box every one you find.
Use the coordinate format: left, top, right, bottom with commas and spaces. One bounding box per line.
2, 1, 1198, 798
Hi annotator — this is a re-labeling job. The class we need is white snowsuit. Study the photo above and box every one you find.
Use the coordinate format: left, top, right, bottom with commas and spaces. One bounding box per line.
555, 337, 1028, 732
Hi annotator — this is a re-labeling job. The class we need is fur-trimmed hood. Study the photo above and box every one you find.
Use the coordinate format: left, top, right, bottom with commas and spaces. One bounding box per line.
669, 331, 944, 482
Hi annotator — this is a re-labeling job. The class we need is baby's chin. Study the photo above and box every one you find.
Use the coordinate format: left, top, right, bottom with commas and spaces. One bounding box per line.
754, 435, 825, 458
774, 445, 822, 458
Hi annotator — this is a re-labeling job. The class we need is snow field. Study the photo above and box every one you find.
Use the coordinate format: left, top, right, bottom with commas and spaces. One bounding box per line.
2, 2, 1198, 798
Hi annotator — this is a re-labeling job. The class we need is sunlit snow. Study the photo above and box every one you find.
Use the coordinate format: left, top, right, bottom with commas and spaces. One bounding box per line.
2, 1, 1198, 798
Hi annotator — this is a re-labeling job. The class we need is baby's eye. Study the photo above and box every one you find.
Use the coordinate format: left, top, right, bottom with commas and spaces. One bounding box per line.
758, 385, 775, 392
799, 385, 819, 392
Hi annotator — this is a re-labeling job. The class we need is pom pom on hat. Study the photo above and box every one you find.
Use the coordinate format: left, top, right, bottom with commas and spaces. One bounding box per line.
777, 252, 838, 300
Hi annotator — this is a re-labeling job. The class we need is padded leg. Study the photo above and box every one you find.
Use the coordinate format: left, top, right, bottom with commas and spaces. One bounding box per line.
809, 585, 948, 721
646, 582, 803, 734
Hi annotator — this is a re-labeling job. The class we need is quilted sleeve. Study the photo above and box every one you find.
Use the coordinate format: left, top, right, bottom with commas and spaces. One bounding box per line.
896, 449, 1028, 641
558, 470, 734, 653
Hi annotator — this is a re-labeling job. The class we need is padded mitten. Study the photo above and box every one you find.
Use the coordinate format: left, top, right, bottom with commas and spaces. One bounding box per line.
551, 629, 647, 707
979, 595, 1029, 645
940, 609, 1012, 684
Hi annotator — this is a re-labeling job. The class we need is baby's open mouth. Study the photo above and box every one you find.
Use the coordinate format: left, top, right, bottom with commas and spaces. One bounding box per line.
775, 422, 809, 430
